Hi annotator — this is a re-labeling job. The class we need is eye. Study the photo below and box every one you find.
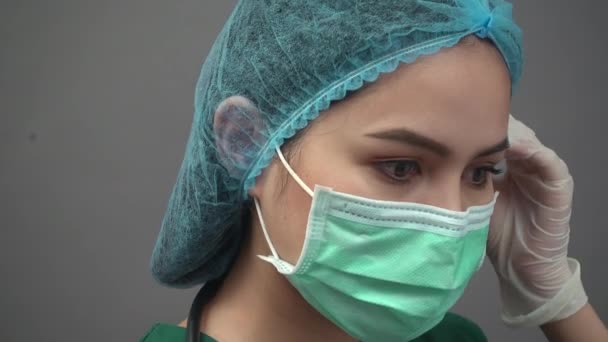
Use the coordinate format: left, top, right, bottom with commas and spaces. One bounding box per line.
376, 160, 420, 183
465, 165, 504, 188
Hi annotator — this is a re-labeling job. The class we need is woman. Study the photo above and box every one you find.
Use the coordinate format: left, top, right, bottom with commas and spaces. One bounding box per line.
141, 0, 607, 341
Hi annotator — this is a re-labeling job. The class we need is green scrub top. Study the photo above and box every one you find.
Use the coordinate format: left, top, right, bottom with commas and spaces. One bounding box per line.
139, 312, 487, 342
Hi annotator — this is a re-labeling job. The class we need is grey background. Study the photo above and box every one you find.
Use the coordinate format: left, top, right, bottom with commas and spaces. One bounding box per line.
1, 1, 606, 341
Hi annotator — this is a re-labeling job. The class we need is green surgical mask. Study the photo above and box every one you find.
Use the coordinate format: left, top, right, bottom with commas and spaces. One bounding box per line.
254, 147, 497, 341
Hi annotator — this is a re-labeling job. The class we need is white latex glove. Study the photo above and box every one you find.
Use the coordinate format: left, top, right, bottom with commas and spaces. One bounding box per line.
487, 114, 588, 327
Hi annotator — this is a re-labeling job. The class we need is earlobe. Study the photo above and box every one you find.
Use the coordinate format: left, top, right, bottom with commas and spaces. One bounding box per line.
213, 95, 265, 178
248, 166, 267, 200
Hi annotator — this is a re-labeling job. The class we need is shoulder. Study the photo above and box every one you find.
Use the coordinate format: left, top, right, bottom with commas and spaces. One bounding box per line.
414, 312, 487, 342
139, 323, 218, 342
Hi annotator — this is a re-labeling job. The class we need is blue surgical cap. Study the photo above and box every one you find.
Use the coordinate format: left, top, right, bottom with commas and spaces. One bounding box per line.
151, 0, 523, 288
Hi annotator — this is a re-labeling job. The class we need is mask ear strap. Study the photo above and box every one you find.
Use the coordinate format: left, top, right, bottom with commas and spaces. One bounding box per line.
254, 197, 280, 260
275, 146, 314, 197
253, 196, 296, 274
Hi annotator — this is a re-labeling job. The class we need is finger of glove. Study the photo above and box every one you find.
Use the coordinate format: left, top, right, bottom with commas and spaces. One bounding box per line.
509, 169, 574, 211
507, 165, 573, 245
506, 115, 571, 183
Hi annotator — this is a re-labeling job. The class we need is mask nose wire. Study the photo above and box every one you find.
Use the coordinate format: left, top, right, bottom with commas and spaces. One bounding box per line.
252, 146, 314, 263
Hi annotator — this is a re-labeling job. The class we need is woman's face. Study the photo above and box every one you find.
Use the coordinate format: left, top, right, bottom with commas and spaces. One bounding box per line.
250, 37, 511, 265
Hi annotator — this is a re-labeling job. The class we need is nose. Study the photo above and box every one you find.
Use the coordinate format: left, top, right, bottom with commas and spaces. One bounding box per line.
425, 181, 466, 212
435, 193, 465, 212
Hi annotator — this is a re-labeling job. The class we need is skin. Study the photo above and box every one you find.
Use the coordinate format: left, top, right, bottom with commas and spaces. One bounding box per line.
178, 36, 608, 341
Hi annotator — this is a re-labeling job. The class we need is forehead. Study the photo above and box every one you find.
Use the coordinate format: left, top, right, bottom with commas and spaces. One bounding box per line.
306, 37, 511, 150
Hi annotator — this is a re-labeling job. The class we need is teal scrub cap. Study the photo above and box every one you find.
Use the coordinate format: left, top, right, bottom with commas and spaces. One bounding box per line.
151, 0, 523, 287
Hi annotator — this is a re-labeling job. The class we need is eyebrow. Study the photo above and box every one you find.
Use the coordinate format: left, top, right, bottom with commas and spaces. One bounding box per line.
365, 128, 510, 158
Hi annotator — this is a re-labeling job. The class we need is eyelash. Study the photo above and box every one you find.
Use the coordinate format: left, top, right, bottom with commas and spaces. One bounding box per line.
376, 160, 504, 188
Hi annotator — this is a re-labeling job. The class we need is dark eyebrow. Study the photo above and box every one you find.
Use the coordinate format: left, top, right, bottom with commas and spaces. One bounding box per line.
365, 128, 510, 158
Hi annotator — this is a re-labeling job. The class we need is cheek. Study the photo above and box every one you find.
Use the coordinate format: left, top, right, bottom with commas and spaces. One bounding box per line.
266, 175, 313, 265
296, 137, 373, 197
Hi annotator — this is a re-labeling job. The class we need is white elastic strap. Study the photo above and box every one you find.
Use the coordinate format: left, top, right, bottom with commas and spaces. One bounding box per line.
251, 146, 313, 273
275, 146, 314, 197
253, 197, 280, 259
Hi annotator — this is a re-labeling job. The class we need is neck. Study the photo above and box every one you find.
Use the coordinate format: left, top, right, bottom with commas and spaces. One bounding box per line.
189, 209, 356, 342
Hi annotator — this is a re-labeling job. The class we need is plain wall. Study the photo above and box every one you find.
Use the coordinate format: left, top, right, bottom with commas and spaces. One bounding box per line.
1, 1, 606, 341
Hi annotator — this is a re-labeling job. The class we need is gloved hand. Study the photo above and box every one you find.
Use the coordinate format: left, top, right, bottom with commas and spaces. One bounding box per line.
487, 114, 588, 327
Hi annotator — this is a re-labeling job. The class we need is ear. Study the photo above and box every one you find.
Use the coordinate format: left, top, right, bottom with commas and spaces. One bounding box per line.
213, 95, 267, 196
